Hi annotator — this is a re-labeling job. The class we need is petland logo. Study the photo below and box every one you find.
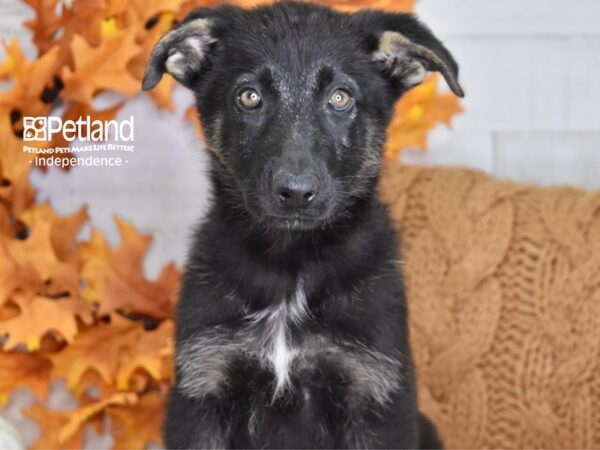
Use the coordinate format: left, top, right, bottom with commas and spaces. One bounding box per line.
23, 116, 134, 142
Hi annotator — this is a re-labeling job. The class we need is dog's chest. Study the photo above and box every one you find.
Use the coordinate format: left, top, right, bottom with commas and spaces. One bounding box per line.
177, 282, 403, 407
247, 282, 309, 395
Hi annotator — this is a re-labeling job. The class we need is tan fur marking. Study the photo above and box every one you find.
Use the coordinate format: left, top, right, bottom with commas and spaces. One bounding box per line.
375, 31, 464, 97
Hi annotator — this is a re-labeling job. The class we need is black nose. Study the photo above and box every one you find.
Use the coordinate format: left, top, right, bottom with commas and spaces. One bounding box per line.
273, 171, 320, 211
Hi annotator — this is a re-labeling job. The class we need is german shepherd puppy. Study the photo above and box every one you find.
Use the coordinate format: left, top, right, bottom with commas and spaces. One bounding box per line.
143, 2, 463, 448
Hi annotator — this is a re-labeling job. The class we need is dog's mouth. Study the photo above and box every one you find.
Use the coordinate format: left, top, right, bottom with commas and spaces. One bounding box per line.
267, 214, 328, 231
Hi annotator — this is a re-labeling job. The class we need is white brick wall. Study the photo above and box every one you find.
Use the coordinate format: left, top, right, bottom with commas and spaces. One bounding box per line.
404, 0, 600, 188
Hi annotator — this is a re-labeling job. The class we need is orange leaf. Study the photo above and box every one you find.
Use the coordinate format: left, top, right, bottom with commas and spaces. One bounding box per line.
51, 316, 171, 394
79, 216, 179, 320
59, 392, 138, 444
24, 403, 84, 450
50, 317, 138, 393
61, 29, 141, 104
385, 74, 463, 159
0, 39, 59, 122
0, 351, 51, 403
108, 390, 165, 449
116, 319, 174, 390
327, 0, 415, 12
10, 203, 84, 295
0, 293, 93, 350
22, 0, 62, 55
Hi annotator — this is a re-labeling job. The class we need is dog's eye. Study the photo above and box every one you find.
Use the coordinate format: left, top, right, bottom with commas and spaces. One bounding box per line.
328, 89, 353, 112
238, 88, 261, 110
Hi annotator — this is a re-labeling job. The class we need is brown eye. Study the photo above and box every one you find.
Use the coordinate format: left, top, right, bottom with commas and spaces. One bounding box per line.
238, 88, 261, 109
328, 89, 353, 112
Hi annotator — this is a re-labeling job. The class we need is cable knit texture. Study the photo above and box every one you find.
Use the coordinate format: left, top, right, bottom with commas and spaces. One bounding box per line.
379, 165, 600, 449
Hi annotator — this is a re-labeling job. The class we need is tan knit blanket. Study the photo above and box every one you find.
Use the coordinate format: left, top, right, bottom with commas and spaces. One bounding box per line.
379, 165, 600, 449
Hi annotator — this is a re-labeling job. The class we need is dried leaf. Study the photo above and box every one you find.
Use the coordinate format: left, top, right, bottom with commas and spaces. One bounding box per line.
24, 402, 84, 450
385, 74, 464, 159
0, 352, 51, 404
59, 392, 138, 444
51, 316, 171, 394
60, 29, 140, 104
23, 0, 62, 55
0, 293, 93, 350
108, 390, 165, 449
79, 217, 179, 320
0, 39, 59, 118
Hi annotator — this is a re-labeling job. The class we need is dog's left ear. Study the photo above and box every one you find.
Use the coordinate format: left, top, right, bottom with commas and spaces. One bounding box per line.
142, 16, 217, 91
368, 13, 464, 98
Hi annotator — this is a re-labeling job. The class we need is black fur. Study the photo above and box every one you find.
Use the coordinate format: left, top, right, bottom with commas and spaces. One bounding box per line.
143, 2, 462, 448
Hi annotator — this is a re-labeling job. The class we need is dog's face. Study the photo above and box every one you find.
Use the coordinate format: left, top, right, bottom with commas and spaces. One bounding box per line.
143, 2, 462, 231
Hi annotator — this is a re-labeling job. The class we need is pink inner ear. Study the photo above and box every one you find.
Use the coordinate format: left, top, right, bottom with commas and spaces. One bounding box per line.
184, 36, 206, 59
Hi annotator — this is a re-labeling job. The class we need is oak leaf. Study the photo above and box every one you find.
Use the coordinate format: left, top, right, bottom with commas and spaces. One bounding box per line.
78, 217, 179, 320
0, 293, 93, 350
0, 352, 51, 405
0, 39, 59, 119
23, 0, 62, 55
50, 317, 140, 394
59, 392, 138, 444
385, 74, 464, 159
50, 316, 172, 394
328, 0, 415, 12
24, 394, 135, 450
108, 390, 165, 449
24, 402, 84, 450
116, 319, 174, 390
60, 29, 141, 104
9, 204, 86, 296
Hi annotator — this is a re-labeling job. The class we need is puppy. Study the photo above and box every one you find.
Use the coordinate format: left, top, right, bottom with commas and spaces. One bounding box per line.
142, 2, 463, 448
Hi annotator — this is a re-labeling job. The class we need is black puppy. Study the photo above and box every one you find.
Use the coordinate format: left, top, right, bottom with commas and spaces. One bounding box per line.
143, 2, 462, 448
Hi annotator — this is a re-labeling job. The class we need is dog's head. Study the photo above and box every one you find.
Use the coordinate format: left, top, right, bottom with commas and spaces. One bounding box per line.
143, 2, 463, 231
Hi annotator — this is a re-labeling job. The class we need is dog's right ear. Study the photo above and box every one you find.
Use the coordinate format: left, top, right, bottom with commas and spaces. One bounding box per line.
142, 17, 217, 91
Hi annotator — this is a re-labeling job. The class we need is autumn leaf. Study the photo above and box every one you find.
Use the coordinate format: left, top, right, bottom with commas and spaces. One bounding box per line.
22, 0, 62, 55
79, 216, 179, 320
0, 38, 59, 119
116, 319, 174, 390
8, 203, 86, 296
129, 0, 186, 24
24, 393, 136, 450
59, 392, 138, 444
24, 403, 84, 450
50, 317, 138, 393
58, 0, 110, 50
51, 316, 172, 394
108, 390, 165, 449
0, 293, 93, 350
385, 74, 464, 159
0, 352, 51, 405
328, 0, 415, 12
60, 29, 141, 104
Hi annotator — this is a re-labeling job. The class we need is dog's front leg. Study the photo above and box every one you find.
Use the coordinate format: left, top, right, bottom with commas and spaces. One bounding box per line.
164, 387, 230, 449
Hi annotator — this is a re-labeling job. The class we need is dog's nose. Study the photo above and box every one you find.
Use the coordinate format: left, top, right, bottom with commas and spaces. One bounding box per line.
273, 171, 319, 210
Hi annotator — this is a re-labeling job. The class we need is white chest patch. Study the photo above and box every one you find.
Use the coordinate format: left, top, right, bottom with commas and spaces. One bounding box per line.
252, 281, 308, 396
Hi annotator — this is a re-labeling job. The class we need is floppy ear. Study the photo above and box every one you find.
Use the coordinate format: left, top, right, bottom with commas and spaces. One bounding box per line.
371, 14, 464, 98
142, 17, 217, 91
